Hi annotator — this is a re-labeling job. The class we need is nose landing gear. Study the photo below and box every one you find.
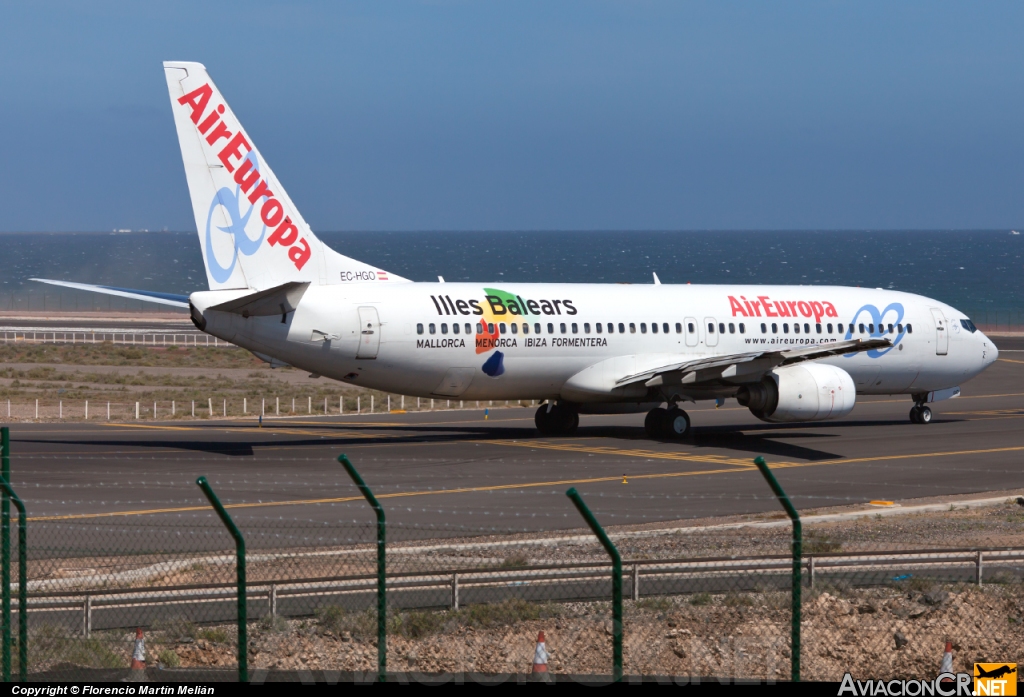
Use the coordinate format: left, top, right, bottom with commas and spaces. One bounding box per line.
909, 404, 932, 424
644, 406, 691, 439
535, 403, 579, 436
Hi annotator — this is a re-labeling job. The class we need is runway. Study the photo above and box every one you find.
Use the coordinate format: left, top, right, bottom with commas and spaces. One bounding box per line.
7, 355, 1024, 535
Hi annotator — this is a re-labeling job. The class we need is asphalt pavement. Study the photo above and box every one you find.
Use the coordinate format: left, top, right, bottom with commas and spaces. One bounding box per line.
3, 353, 1022, 538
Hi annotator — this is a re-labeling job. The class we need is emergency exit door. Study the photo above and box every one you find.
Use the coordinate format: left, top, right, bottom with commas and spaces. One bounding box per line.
357, 306, 381, 359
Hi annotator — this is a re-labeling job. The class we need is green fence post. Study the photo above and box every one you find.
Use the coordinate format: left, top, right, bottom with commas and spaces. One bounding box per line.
196, 477, 247, 683
565, 487, 622, 682
0, 476, 26, 681
2, 427, 11, 683
338, 454, 386, 683
753, 456, 801, 682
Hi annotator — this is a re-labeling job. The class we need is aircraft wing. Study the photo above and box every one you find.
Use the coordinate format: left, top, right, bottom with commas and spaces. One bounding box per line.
616, 338, 893, 388
29, 278, 190, 308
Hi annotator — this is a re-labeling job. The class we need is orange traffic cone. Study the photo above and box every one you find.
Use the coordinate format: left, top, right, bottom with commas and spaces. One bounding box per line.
531, 631, 550, 680
125, 627, 146, 681
939, 640, 953, 679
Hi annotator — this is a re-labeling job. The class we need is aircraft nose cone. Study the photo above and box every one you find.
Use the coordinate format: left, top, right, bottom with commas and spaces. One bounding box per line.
989, 339, 999, 363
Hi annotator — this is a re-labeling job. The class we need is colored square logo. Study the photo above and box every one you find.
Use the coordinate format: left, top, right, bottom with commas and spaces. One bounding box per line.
974, 664, 1017, 696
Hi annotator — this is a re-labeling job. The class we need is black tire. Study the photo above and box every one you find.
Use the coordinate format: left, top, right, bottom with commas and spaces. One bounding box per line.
665, 408, 691, 438
535, 404, 578, 436
919, 406, 932, 424
645, 408, 668, 437
535, 405, 556, 435
909, 406, 921, 424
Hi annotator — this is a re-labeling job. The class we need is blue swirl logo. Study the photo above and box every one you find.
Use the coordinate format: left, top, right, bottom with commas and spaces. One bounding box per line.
204, 151, 268, 284
844, 302, 904, 358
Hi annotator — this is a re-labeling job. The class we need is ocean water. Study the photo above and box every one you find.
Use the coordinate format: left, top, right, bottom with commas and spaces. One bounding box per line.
1, 230, 1021, 327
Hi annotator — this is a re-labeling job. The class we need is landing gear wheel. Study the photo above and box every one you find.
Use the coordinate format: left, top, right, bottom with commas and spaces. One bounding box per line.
645, 408, 668, 437
535, 404, 579, 436
909, 406, 932, 424
664, 408, 691, 438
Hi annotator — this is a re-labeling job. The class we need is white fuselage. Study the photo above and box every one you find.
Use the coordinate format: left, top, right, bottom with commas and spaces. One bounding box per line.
191, 282, 998, 405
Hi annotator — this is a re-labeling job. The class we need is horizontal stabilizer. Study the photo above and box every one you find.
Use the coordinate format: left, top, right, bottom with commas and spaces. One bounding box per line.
29, 279, 189, 308
207, 281, 309, 317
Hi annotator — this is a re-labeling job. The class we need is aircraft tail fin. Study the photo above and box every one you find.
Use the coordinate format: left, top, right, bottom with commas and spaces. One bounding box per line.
162, 61, 407, 291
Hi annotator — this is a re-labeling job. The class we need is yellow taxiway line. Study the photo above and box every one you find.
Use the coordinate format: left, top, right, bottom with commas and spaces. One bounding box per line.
29, 444, 1024, 522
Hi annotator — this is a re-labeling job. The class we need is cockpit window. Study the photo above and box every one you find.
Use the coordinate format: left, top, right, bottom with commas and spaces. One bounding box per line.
960, 319, 977, 333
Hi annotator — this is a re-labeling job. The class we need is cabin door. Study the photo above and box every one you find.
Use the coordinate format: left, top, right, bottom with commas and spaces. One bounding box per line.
356, 306, 381, 359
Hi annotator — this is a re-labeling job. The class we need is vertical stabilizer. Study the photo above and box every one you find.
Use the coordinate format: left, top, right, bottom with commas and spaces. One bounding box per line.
163, 61, 406, 291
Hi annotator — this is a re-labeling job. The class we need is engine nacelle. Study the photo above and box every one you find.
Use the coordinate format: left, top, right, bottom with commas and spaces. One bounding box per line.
737, 363, 856, 423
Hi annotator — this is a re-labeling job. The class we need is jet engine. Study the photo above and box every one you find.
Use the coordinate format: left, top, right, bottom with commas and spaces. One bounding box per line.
736, 363, 856, 423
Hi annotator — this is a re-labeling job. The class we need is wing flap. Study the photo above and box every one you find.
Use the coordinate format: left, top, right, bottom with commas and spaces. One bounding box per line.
616, 338, 893, 387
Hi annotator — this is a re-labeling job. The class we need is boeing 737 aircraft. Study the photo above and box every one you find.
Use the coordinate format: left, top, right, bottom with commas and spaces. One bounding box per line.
33, 62, 999, 438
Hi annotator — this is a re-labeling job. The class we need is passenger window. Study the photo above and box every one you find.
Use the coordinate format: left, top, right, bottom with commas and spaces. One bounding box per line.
859, 323, 865, 334
897, 323, 903, 333
728, 323, 735, 334
560, 323, 567, 333
488, 323, 495, 334
416, 323, 424, 335
453, 323, 460, 334
477, 322, 484, 334
718, 323, 725, 334
640, 323, 647, 334
907, 324, 913, 333
510, 323, 517, 334
688, 322, 695, 333
629, 323, 636, 333
584, 323, 591, 333
534, 323, 541, 334
816, 323, 821, 334
663, 323, 669, 334
547, 323, 554, 334
708, 323, 715, 334
675, 323, 682, 333
571, 323, 578, 333
441, 323, 448, 335
804, 323, 810, 334
498, 323, 506, 334
827, 323, 833, 333
739, 323, 745, 333
837, 323, 844, 333
783, 323, 789, 334
596, 323, 603, 333
794, 323, 800, 334
607, 323, 614, 334
772, 323, 778, 333
761, 323, 767, 333
522, 323, 529, 334
465, 323, 472, 335
429, 323, 437, 335
888, 324, 894, 334
618, 323, 625, 333
651, 323, 658, 334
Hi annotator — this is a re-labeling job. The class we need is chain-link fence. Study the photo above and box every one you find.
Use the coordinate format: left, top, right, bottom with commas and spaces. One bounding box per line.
0, 440, 1020, 682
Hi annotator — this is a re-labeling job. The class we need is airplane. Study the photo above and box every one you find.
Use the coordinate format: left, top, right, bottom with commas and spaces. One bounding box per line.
32, 62, 1000, 438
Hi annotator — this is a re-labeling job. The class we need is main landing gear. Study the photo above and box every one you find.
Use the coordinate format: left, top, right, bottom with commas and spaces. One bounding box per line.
909, 404, 932, 424
644, 406, 691, 439
535, 403, 579, 436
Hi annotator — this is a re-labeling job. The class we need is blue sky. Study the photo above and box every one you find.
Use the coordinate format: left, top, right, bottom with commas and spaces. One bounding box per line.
1, 1, 1023, 231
